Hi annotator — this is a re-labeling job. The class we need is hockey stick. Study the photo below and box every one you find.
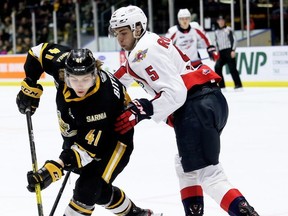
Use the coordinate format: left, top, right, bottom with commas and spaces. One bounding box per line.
25, 108, 44, 216
191, 56, 210, 63
49, 170, 71, 216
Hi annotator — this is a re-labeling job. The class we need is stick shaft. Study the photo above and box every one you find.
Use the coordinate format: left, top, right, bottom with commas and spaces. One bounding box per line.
49, 171, 71, 216
26, 109, 44, 216
191, 57, 210, 63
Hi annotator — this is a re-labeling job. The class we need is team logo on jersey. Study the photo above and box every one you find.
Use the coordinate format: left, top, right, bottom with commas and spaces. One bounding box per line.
57, 110, 77, 137
132, 49, 148, 62
202, 68, 210, 75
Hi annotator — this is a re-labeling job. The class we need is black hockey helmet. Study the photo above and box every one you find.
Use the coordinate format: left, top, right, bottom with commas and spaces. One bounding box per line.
65, 49, 96, 76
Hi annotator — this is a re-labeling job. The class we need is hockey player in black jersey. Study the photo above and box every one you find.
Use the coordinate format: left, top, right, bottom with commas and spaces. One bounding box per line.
16, 45, 155, 216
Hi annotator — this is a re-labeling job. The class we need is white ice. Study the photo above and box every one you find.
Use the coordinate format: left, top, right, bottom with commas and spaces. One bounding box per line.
1, 86, 288, 216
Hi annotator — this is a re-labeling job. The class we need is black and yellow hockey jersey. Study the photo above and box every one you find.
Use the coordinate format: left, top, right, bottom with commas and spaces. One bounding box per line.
56, 69, 133, 164
24, 43, 134, 170
24, 43, 72, 85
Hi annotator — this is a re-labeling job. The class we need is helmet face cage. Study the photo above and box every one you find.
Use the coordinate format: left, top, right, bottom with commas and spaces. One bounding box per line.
64, 49, 97, 87
109, 5, 147, 37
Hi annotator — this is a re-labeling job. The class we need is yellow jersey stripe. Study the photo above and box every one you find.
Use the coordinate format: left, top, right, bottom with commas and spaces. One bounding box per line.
69, 200, 93, 214
102, 142, 127, 183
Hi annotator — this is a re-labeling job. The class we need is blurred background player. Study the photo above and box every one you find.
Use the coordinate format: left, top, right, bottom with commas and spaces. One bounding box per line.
109, 5, 259, 216
165, 8, 219, 67
214, 15, 243, 90
16, 46, 155, 216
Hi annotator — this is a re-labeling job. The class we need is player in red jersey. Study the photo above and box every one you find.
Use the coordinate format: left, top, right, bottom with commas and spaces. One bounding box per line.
109, 5, 259, 216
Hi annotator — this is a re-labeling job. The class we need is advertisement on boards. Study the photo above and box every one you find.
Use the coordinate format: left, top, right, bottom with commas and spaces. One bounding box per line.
199, 46, 288, 86
0, 46, 288, 86
0, 52, 121, 85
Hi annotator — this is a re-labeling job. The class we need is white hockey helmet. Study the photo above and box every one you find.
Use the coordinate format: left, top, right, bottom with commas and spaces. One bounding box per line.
109, 5, 147, 34
177, 8, 191, 19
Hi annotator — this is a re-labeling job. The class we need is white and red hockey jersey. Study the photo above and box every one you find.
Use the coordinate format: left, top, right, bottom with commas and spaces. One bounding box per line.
165, 22, 213, 62
114, 31, 221, 123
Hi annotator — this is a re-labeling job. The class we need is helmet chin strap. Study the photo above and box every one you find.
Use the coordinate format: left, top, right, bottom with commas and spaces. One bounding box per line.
133, 30, 141, 39
131, 27, 145, 49
133, 25, 145, 38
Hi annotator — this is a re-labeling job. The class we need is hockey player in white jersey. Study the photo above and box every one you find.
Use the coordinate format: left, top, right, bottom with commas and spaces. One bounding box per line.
165, 8, 219, 66
109, 5, 259, 216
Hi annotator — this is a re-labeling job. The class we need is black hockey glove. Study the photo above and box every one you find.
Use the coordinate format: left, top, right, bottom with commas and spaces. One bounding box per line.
115, 98, 153, 134
16, 77, 43, 115
27, 160, 63, 192
207, 45, 219, 61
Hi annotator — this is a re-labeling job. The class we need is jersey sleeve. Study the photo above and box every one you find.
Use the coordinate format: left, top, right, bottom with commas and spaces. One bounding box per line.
23, 43, 46, 82
165, 26, 177, 40
228, 27, 237, 50
129, 36, 187, 123
114, 63, 135, 88
195, 27, 212, 48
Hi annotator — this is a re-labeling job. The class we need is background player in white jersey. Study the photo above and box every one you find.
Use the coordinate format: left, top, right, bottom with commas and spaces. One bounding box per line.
165, 8, 219, 67
109, 5, 259, 216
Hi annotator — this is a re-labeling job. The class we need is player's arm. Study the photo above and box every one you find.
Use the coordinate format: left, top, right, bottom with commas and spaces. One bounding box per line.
164, 26, 175, 39
24, 44, 46, 81
195, 28, 219, 61
116, 37, 187, 134
228, 28, 237, 51
114, 63, 135, 88
16, 43, 48, 115
146, 38, 187, 123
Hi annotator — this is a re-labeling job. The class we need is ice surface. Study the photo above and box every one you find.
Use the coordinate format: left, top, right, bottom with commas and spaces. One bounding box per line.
1, 86, 288, 216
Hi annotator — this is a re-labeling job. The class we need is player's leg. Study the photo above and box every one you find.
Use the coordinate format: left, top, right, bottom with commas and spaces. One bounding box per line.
103, 186, 153, 216
63, 141, 153, 216
175, 154, 204, 216
173, 87, 228, 216
197, 89, 258, 215
63, 167, 153, 216
199, 164, 259, 216
174, 92, 217, 216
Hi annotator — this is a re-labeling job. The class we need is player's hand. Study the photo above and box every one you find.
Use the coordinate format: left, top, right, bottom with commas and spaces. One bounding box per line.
115, 99, 153, 134
207, 45, 219, 61
27, 160, 63, 192
16, 77, 43, 115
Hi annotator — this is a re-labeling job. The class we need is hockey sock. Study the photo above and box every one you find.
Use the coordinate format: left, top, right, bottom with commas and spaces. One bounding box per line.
104, 186, 132, 215
181, 185, 204, 215
64, 198, 95, 216
220, 188, 246, 215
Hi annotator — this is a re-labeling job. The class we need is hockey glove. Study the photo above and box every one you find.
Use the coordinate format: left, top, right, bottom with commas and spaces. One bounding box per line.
16, 77, 43, 115
27, 160, 63, 192
115, 98, 153, 134
207, 45, 219, 61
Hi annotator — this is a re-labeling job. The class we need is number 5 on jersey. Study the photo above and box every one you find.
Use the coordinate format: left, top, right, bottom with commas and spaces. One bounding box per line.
145, 65, 159, 81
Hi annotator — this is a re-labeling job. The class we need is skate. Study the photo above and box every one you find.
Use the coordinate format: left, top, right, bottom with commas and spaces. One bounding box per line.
238, 200, 259, 216
128, 202, 162, 216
